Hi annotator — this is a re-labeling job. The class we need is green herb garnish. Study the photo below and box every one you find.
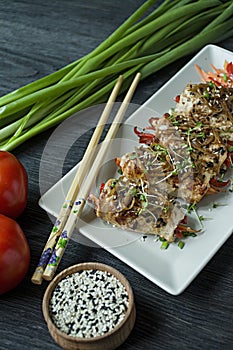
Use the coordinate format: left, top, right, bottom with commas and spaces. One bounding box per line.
160, 241, 169, 250
212, 202, 227, 209
178, 241, 185, 249
187, 203, 196, 214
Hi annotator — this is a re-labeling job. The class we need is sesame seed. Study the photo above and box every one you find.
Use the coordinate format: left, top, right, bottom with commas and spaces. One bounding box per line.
49, 269, 129, 338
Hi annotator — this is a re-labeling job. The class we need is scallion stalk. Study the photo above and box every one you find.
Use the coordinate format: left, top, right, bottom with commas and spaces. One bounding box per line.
0, 0, 232, 151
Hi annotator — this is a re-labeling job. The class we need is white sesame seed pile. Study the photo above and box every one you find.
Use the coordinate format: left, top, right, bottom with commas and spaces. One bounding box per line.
49, 269, 129, 338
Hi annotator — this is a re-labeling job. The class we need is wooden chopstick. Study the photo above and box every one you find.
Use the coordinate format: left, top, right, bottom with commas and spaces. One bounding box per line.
31, 75, 124, 285
42, 72, 141, 281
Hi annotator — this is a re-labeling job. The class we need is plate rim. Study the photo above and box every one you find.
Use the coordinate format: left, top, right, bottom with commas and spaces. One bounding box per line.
39, 44, 233, 295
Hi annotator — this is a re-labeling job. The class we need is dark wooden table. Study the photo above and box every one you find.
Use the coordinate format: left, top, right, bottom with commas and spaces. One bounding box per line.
1, 1, 233, 349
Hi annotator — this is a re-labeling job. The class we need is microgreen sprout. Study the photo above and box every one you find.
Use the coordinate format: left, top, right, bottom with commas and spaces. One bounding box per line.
212, 202, 227, 209
198, 215, 213, 222
186, 202, 204, 228
139, 193, 147, 202
129, 154, 137, 160
229, 180, 233, 192
195, 121, 203, 130
187, 128, 193, 152
187, 202, 196, 214
153, 144, 168, 155
218, 172, 225, 182
168, 110, 181, 126
154, 171, 175, 184
130, 187, 138, 197
163, 205, 170, 214
229, 156, 233, 169
168, 113, 175, 121
207, 81, 216, 89
110, 180, 117, 189
202, 90, 210, 99
138, 199, 149, 215
196, 131, 205, 138
182, 231, 197, 238
173, 120, 180, 127
186, 122, 204, 151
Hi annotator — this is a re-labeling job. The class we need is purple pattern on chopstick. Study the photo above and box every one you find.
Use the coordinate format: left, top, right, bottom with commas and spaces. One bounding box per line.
37, 247, 52, 269
35, 218, 65, 271
46, 200, 84, 269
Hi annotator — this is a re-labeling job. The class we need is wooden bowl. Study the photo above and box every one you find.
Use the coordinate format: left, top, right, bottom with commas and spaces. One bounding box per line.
42, 262, 136, 350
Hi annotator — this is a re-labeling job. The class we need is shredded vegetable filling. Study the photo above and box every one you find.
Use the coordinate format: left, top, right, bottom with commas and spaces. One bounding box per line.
90, 62, 233, 246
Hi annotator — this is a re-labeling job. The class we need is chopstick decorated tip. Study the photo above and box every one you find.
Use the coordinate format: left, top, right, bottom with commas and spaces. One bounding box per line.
31, 75, 124, 285
42, 72, 141, 281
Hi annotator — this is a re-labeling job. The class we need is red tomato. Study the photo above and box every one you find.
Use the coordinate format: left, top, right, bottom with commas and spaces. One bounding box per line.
0, 151, 28, 218
0, 214, 30, 295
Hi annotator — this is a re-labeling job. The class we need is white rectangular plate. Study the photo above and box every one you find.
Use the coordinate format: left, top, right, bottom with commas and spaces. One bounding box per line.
39, 45, 233, 295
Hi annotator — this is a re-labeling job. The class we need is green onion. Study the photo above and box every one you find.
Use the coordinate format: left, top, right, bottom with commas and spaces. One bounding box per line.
0, 0, 233, 151
160, 241, 170, 249
178, 240, 185, 249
